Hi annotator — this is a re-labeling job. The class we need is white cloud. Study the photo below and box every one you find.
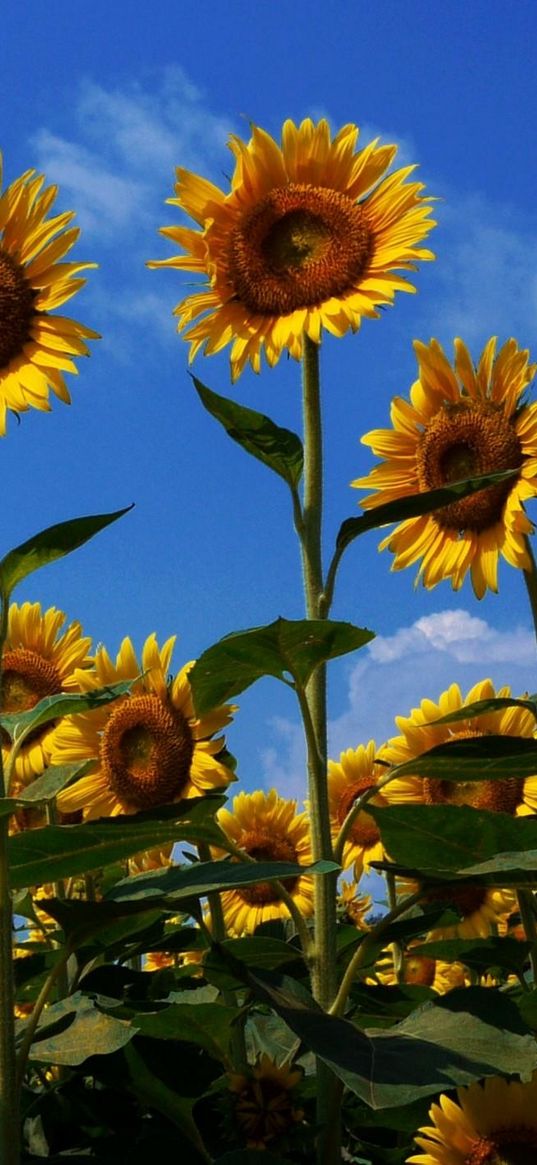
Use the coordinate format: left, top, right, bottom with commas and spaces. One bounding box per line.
260, 609, 537, 799
31, 67, 233, 246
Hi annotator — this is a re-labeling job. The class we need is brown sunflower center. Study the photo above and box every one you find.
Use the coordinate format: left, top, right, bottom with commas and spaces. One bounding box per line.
422, 730, 524, 814
466, 1127, 537, 1165
1, 648, 62, 714
100, 693, 194, 811
416, 401, 523, 532
403, 953, 436, 987
0, 248, 36, 370
235, 1077, 298, 1144
227, 183, 372, 315
337, 776, 386, 849
237, 830, 299, 905
423, 882, 487, 917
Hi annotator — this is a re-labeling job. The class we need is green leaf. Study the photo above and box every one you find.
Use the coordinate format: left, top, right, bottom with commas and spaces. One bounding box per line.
190, 617, 374, 714
38, 896, 168, 951
390, 735, 537, 783
0, 761, 93, 820
411, 936, 532, 972
215, 1154, 294, 1165
8, 796, 226, 889
0, 505, 133, 600
204, 936, 304, 990
337, 468, 518, 553
0, 679, 133, 743
193, 376, 303, 488
366, 803, 537, 876
29, 993, 135, 1065
430, 695, 537, 727
123, 1041, 211, 1162
108, 857, 338, 903
242, 968, 537, 1108
131, 1001, 241, 1064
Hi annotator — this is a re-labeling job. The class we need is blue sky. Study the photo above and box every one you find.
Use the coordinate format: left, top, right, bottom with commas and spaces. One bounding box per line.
2, 0, 537, 800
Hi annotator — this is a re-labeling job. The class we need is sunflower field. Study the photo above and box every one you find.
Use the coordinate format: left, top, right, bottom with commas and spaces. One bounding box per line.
2, 114, 537, 1165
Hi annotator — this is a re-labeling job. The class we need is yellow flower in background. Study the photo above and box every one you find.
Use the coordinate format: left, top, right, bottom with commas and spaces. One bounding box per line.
407, 1072, 537, 1164
328, 740, 388, 876
370, 942, 467, 994
1, 601, 92, 785
214, 789, 314, 935
149, 118, 435, 380
354, 337, 537, 597
415, 880, 515, 942
0, 153, 98, 434
228, 1055, 304, 1149
53, 634, 236, 819
339, 880, 372, 929
380, 679, 537, 817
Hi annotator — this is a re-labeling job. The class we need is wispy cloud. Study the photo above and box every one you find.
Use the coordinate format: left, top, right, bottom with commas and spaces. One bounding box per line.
260, 609, 537, 801
417, 191, 537, 346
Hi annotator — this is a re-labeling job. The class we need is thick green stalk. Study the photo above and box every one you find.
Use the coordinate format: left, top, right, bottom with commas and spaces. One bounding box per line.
0, 599, 19, 1165
300, 335, 337, 1007
300, 336, 339, 1165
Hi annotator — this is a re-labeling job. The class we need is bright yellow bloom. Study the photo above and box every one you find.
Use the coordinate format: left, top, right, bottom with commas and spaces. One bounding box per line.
1, 601, 92, 785
339, 880, 372, 929
328, 740, 389, 876
405, 879, 515, 942
354, 337, 537, 597
407, 1071, 537, 1164
0, 153, 98, 433
53, 634, 236, 819
380, 679, 537, 817
228, 1055, 304, 1149
149, 118, 435, 380
213, 789, 314, 935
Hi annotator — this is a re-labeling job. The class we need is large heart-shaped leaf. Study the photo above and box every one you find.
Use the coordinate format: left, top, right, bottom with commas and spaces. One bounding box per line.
189, 617, 373, 714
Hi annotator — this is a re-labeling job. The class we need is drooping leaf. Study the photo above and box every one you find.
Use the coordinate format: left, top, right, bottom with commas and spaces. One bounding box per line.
5, 761, 93, 806
214, 1153, 294, 1165
336, 468, 517, 553
0, 679, 133, 743
8, 796, 226, 889
107, 857, 338, 903
193, 376, 303, 488
0, 505, 133, 600
39, 896, 168, 951
123, 1041, 211, 1161
190, 617, 374, 714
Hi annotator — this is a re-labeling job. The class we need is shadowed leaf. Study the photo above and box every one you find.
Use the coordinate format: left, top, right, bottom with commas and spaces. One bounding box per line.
0, 506, 133, 599
193, 376, 303, 488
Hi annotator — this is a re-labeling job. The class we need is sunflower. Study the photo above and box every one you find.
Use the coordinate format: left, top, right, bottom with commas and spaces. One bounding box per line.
379, 679, 537, 817
148, 118, 435, 380
339, 880, 373, 929
1, 601, 92, 786
407, 1071, 537, 1164
354, 337, 537, 597
0, 153, 98, 433
213, 789, 314, 935
53, 633, 236, 819
370, 942, 467, 994
411, 880, 515, 942
328, 740, 389, 876
228, 1055, 304, 1150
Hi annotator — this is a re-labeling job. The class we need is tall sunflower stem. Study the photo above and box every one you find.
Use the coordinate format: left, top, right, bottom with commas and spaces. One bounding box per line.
522, 536, 537, 650
299, 336, 340, 1165
0, 599, 19, 1165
